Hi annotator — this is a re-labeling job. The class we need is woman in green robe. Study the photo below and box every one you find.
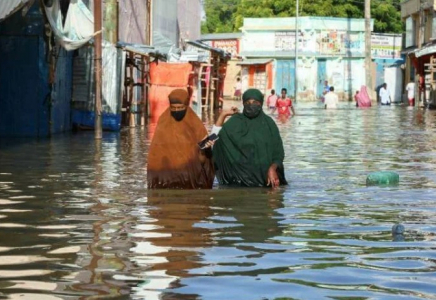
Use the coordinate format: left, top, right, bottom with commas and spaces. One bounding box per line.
212, 88, 287, 188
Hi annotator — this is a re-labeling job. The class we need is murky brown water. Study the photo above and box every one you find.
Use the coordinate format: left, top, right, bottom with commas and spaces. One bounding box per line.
1, 102, 436, 299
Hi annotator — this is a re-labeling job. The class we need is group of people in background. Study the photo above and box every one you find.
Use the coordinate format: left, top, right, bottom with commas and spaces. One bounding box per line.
266, 88, 296, 116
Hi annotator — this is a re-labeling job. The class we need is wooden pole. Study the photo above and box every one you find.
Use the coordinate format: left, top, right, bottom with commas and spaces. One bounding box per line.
295, 0, 299, 102
365, 0, 372, 99
141, 56, 146, 126
128, 52, 135, 127
146, 0, 152, 45
94, 0, 103, 139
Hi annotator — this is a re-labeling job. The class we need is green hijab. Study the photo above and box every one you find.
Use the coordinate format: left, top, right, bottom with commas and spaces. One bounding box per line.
213, 89, 287, 187
242, 88, 264, 104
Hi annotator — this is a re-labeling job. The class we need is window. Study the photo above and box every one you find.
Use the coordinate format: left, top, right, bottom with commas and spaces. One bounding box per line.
432, 12, 436, 39
405, 17, 415, 47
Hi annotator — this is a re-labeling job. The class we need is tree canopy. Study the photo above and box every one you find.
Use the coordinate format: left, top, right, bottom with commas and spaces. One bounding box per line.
201, 0, 402, 34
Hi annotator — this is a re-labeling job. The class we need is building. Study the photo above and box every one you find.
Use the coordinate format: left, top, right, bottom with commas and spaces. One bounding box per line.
239, 17, 376, 101
401, 0, 436, 105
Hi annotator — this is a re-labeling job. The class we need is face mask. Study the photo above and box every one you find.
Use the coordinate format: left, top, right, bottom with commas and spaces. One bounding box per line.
171, 110, 187, 121
243, 103, 262, 118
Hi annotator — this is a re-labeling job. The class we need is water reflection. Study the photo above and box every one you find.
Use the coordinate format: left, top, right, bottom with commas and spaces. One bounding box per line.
128, 189, 285, 299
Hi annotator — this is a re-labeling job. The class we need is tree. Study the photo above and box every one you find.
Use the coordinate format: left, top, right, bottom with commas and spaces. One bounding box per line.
201, 0, 403, 34
201, 0, 241, 33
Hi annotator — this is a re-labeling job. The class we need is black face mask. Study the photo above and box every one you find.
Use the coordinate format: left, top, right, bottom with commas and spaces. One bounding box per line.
171, 110, 187, 121
243, 103, 262, 118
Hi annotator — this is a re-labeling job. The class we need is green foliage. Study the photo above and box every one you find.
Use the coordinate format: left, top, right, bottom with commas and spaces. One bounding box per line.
202, 0, 403, 34
201, 0, 242, 33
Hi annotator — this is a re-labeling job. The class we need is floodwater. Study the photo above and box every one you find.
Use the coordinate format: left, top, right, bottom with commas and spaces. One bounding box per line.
1, 102, 436, 300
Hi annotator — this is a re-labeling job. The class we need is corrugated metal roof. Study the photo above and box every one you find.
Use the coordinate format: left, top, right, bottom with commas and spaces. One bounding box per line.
186, 40, 231, 58
0, 0, 30, 21
237, 59, 273, 65
415, 43, 436, 58
116, 42, 167, 58
201, 33, 243, 40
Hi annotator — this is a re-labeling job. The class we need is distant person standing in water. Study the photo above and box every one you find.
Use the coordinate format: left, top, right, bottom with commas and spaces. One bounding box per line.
321, 80, 330, 103
276, 88, 295, 117
406, 79, 415, 106
266, 89, 279, 114
234, 77, 242, 100
324, 86, 339, 109
379, 83, 391, 106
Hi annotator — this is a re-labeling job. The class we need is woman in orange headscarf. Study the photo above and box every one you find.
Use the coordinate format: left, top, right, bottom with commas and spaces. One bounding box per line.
147, 89, 214, 189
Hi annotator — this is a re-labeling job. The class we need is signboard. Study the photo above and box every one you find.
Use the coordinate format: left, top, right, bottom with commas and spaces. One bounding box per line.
318, 31, 363, 55
275, 31, 296, 51
212, 39, 239, 57
274, 30, 363, 55
371, 34, 402, 59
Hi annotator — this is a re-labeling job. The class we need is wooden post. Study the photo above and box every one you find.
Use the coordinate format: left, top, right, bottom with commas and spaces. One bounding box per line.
146, 0, 152, 45
94, 0, 103, 139
209, 54, 215, 115
128, 51, 135, 127
140, 56, 146, 126
364, 0, 372, 99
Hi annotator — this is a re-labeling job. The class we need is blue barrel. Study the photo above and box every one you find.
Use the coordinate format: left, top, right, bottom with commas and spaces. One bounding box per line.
366, 171, 399, 186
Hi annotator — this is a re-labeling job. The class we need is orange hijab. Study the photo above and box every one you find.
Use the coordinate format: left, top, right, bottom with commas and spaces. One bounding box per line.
147, 89, 214, 189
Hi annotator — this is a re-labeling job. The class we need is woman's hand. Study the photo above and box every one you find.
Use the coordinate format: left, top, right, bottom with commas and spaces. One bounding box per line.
215, 106, 239, 127
202, 139, 216, 149
266, 164, 280, 189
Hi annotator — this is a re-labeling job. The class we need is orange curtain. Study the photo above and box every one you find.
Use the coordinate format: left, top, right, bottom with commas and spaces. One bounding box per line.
248, 66, 255, 86
266, 62, 273, 90
149, 62, 193, 123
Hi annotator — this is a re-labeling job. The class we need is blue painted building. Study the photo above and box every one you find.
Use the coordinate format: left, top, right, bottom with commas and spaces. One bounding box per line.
0, 2, 73, 137
239, 17, 404, 102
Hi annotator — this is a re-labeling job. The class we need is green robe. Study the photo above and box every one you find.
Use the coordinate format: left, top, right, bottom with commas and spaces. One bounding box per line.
213, 112, 287, 187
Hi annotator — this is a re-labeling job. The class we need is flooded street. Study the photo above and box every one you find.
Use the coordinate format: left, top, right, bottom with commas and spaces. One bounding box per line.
1, 102, 436, 299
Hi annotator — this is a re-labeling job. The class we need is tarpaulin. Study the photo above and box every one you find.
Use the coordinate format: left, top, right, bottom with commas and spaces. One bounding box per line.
43, 0, 97, 51
149, 62, 193, 123
0, 0, 31, 22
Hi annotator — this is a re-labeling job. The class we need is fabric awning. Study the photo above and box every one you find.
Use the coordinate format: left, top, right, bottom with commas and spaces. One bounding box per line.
0, 0, 31, 22
43, 0, 97, 51
237, 59, 273, 65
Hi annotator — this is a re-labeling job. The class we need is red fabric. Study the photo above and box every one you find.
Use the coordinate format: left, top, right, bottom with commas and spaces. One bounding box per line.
149, 62, 193, 123
356, 85, 372, 108
277, 98, 292, 116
